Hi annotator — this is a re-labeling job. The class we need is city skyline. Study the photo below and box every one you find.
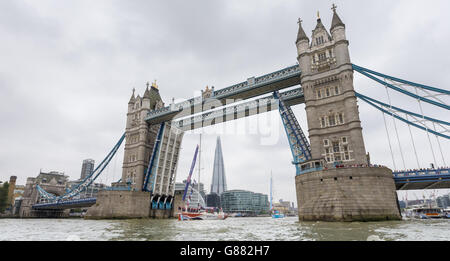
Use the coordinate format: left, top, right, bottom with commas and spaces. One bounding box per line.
0, 1, 449, 204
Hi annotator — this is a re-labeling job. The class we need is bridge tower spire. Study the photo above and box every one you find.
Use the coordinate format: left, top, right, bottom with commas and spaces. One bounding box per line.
297, 5, 367, 166
293, 5, 401, 222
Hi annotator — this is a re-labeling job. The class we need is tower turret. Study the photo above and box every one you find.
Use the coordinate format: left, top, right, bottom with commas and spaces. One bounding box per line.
329, 4, 350, 66
128, 88, 136, 110
296, 18, 311, 75
143, 82, 151, 109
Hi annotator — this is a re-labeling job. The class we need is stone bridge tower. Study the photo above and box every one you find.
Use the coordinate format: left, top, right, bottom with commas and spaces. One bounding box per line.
86, 81, 183, 219
297, 8, 367, 167
294, 6, 401, 221
121, 82, 163, 191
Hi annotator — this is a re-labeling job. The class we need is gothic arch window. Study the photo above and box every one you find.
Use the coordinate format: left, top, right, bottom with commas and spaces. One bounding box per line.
328, 114, 336, 126
320, 116, 326, 128
337, 112, 344, 124
316, 36, 324, 45
318, 52, 326, 61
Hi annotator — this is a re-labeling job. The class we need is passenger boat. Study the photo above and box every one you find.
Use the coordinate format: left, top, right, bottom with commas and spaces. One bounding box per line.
178, 210, 228, 221
411, 207, 444, 219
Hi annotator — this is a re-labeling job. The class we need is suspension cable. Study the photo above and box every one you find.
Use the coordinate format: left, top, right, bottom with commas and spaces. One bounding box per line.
405, 114, 421, 169
385, 82, 406, 170
432, 122, 446, 166
414, 87, 437, 168
382, 111, 397, 170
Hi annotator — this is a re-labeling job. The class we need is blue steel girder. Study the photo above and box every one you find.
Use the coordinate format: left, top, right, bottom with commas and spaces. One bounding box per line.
172, 87, 305, 131
146, 65, 301, 124
352, 64, 450, 110
356, 93, 450, 140
35, 133, 126, 202
355, 92, 450, 127
393, 168, 450, 190
274, 91, 311, 172
143, 122, 165, 193
32, 198, 97, 210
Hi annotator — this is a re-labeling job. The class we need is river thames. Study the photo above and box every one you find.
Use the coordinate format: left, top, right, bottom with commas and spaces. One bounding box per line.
0, 217, 449, 241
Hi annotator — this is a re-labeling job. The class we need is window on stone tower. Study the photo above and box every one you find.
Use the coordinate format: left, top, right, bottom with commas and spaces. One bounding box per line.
344, 153, 350, 160
318, 52, 326, 61
316, 36, 324, 45
320, 117, 326, 128
338, 113, 344, 124
326, 88, 330, 97
329, 115, 336, 126
334, 86, 339, 95
332, 141, 340, 153
317, 89, 322, 99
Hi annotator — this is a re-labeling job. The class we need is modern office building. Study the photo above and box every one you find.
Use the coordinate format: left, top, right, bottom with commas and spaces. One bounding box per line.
210, 137, 227, 195
220, 190, 269, 216
80, 159, 95, 180
206, 192, 221, 208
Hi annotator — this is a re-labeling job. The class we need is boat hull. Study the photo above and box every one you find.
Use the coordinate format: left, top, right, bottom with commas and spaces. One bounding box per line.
177, 212, 228, 221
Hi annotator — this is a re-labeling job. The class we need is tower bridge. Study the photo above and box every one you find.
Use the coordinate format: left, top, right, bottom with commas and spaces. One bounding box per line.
27, 5, 449, 221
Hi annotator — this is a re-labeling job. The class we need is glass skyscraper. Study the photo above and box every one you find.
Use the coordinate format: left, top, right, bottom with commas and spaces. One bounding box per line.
80, 159, 95, 180
220, 190, 269, 215
210, 137, 227, 195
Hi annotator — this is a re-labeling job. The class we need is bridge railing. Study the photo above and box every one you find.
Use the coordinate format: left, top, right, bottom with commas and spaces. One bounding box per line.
146, 64, 301, 120
393, 168, 450, 177
172, 87, 304, 129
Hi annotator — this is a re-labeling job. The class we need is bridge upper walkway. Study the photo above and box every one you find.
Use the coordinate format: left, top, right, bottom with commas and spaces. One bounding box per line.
146, 64, 301, 123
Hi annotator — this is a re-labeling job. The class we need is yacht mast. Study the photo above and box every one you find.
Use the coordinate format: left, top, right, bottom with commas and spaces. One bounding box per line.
198, 133, 202, 210
270, 171, 273, 211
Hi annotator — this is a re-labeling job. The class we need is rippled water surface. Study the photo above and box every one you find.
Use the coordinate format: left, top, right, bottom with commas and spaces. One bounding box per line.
0, 217, 449, 241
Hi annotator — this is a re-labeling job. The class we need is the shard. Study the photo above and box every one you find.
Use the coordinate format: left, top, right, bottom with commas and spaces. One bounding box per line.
210, 136, 227, 195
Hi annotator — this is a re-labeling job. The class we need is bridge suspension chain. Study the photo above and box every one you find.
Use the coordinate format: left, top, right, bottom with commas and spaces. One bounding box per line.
36, 133, 126, 202
432, 122, 446, 166
352, 64, 450, 110
381, 111, 397, 170
405, 114, 421, 169
384, 83, 406, 170
354, 63, 450, 170
355, 93, 449, 139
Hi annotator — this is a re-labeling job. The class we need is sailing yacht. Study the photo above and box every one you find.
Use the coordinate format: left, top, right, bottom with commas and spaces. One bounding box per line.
177, 134, 228, 221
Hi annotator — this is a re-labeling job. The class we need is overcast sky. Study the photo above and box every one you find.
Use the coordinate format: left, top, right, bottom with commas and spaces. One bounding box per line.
0, 0, 449, 204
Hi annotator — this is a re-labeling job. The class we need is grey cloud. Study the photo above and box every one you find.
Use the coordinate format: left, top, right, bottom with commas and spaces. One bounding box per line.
0, 0, 449, 203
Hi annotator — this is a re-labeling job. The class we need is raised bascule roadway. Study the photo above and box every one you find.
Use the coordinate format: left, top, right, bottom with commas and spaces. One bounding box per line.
28, 5, 449, 221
